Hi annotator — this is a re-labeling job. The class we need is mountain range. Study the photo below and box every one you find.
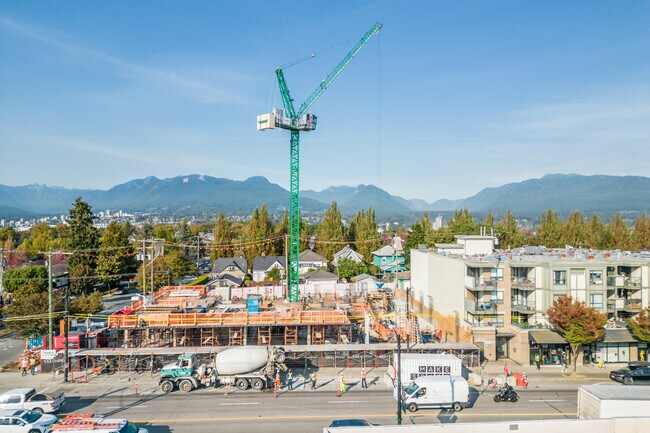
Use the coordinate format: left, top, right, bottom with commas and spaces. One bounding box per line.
0, 173, 648, 219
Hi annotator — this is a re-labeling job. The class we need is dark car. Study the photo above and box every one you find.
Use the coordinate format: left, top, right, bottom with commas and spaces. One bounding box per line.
329, 419, 374, 428
609, 361, 650, 383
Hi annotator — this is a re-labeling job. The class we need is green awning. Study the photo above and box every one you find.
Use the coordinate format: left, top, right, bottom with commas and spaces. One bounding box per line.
529, 330, 567, 345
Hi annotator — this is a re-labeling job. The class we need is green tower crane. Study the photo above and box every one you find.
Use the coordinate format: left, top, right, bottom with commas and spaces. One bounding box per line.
257, 22, 382, 303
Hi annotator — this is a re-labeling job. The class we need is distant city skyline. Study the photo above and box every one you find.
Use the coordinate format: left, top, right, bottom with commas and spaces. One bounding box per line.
1, 1, 648, 202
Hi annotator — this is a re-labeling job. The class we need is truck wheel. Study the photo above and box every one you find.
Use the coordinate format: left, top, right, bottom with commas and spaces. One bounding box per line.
29, 430, 41, 433
32, 408, 44, 414
452, 402, 463, 412
160, 380, 174, 393
236, 378, 250, 390
251, 378, 265, 390
276, 352, 286, 364
624, 377, 633, 385
493, 395, 502, 403
407, 402, 418, 412
179, 379, 194, 392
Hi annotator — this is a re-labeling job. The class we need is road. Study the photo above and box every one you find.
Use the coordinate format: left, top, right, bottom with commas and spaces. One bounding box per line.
58, 386, 579, 433
100, 291, 141, 315
0, 332, 23, 368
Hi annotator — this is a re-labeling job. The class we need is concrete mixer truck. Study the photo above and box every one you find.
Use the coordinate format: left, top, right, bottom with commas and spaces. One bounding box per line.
159, 346, 287, 393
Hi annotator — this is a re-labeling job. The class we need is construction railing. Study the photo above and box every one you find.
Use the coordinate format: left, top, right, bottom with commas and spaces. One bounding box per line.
108, 309, 349, 329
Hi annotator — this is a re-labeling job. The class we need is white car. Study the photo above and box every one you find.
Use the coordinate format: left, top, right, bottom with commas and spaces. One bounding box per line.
0, 409, 57, 433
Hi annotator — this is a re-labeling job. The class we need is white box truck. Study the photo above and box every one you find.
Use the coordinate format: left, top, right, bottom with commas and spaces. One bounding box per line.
393, 353, 463, 385
397, 375, 469, 413
578, 384, 650, 419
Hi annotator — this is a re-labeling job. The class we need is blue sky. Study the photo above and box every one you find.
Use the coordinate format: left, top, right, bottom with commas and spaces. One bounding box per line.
1, 1, 648, 202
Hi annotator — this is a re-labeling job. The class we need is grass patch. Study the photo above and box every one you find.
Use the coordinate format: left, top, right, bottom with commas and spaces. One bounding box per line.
187, 275, 209, 286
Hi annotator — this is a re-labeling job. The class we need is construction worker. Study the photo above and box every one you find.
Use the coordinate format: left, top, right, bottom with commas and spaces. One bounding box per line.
360, 367, 367, 389
286, 369, 293, 390
275, 372, 281, 389
310, 371, 317, 390
104, 358, 111, 375
20, 358, 28, 377
338, 373, 346, 396
29, 356, 37, 375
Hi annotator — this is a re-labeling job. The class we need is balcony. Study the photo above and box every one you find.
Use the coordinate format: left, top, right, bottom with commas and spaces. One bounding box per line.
511, 276, 536, 291
511, 300, 536, 314
465, 298, 498, 314
511, 320, 551, 330
607, 298, 642, 312
466, 315, 504, 327
607, 276, 642, 289
465, 276, 497, 291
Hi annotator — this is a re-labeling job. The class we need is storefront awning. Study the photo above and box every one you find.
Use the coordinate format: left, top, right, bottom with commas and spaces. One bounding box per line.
529, 330, 567, 345
602, 328, 637, 343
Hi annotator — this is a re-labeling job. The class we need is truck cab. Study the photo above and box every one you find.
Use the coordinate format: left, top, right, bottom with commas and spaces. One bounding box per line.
400, 376, 469, 413
0, 389, 65, 414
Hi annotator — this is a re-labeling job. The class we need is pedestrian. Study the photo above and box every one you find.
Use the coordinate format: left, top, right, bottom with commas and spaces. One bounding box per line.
534, 353, 541, 370
286, 369, 293, 390
598, 356, 605, 369
561, 352, 567, 372
20, 358, 28, 377
104, 358, 111, 375
29, 356, 37, 375
339, 373, 346, 396
310, 371, 317, 390
522, 372, 528, 388
503, 363, 509, 377
361, 367, 367, 389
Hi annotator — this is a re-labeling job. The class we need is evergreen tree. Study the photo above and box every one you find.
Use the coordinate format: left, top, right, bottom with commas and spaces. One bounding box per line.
273, 209, 290, 256
258, 204, 275, 254
352, 209, 380, 261
609, 213, 631, 250
535, 210, 563, 248
632, 212, 650, 250
496, 210, 525, 249
316, 202, 346, 260
244, 208, 262, 264
66, 197, 99, 295
562, 211, 589, 248
211, 213, 233, 259
447, 209, 478, 234
483, 212, 495, 227
587, 214, 614, 249
96, 222, 135, 288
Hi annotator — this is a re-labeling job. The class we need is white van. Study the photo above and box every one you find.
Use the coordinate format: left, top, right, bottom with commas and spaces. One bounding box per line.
399, 376, 469, 412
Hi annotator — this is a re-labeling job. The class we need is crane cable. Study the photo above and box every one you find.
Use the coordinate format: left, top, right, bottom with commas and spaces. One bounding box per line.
279, 38, 352, 70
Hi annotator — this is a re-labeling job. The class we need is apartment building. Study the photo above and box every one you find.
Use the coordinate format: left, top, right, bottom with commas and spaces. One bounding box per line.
410, 237, 650, 365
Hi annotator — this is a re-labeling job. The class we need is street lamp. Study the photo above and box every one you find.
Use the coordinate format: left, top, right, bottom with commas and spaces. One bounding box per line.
390, 324, 403, 425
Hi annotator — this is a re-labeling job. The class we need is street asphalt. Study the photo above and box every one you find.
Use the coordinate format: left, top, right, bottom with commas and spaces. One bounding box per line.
0, 362, 622, 433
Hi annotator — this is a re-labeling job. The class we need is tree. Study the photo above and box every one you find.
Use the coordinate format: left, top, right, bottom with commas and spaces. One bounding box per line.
273, 209, 290, 256
135, 250, 193, 291
211, 213, 233, 259
2, 266, 48, 293
562, 211, 589, 248
447, 209, 477, 235
70, 291, 104, 315
496, 210, 525, 249
535, 210, 563, 248
546, 296, 606, 372
351, 209, 380, 260
609, 213, 631, 250
587, 214, 614, 249
0, 226, 17, 250
266, 267, 282, 282
96, 222, 135, 288
316, 202, 346, 260
1, 280, 63, 337
336, 258, 369, 281
18, 223, 59, 257
66, 197, 99, 295
632, 212, 650, 250
628, 308, 650, 343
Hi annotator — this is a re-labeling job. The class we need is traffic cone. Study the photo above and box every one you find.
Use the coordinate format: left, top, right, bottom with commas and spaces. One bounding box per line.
337, 384, 341, 397
224, 383, 229, 396
134, 379, 139, 396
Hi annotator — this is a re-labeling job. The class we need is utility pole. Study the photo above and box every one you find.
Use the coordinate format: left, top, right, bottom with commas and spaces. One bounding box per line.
0, 248, 4, 300
150, 238, 154, 292
142, 239, 146, 296
284, 234, 289, 299
396, 333, 403, 425
48, 250, 53, 349
197, 236, 200, 273
63, 283, 69, 382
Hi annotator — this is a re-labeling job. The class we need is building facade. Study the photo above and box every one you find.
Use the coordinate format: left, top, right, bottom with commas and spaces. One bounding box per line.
410, 237, 650, 365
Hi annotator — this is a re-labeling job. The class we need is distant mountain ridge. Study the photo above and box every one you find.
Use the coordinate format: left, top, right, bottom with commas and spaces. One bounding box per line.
0, 173, 648, 218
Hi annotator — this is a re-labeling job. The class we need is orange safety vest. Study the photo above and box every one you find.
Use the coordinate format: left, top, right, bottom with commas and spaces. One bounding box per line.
361, 370, 366, 378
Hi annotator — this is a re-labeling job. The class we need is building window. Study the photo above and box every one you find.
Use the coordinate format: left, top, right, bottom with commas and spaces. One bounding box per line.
553, 293, 567, 302
589, 293, 603, 309
553, 270, 566, 285
490, 291, 504, 304
589, 271, 603, 285
490, 268, 504, 281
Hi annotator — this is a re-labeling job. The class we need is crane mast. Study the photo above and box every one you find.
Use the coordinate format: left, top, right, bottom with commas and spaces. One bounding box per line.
257, 22, 382, 302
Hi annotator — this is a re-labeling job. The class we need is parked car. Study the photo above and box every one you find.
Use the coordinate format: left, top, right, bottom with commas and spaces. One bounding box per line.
0, 409, 57, 433
610, 361, 650, 384
0, 389, 65, 414
328, 419, 374, 428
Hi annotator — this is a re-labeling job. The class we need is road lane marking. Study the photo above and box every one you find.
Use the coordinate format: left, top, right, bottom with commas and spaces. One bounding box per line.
327, 401, 369, 404
529, 399, 566, 402
219, 402, 259, 406
130, 412, 577, 423
106, 406, 149, 409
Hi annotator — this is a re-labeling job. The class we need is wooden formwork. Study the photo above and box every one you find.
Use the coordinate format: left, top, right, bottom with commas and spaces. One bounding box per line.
257, 327, 272, 345
201, 328, 219, 346
284, 326, 298, 345
229, 327, 244, 346
311, 325, 325, 345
